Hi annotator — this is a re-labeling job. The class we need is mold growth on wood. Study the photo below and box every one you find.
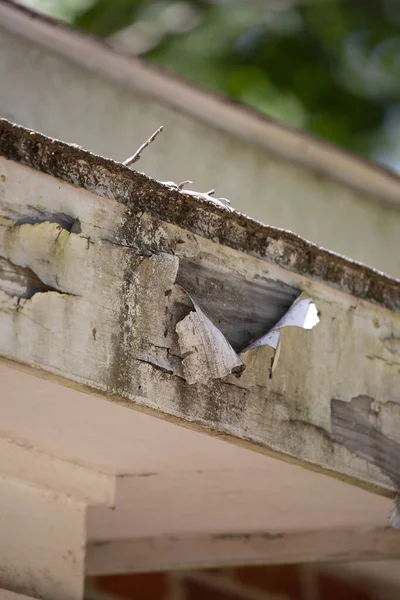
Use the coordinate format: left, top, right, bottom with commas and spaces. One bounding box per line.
107, 252, 180, 397
1, 119, 399, 312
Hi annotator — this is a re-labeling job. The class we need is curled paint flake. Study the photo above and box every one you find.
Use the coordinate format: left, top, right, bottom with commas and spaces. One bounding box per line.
241, 294, 319, 378
173, 286, 244, 385
173, 287, 319, 384
242, 297, 320, 353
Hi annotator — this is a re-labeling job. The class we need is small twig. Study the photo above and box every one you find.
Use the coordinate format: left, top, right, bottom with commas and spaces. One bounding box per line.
178, 180, 192, 190
123, 126, 164, 167
161, 180, 232, 207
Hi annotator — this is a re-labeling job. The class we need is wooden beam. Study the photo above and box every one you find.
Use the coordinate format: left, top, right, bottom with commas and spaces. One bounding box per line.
0, 119, 399, 594
1, 120, 399, 501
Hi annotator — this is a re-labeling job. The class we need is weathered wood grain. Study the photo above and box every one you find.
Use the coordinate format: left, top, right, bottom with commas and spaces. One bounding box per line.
0, 122, 399, 499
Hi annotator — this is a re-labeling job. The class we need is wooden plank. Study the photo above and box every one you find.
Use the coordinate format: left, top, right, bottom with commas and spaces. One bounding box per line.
0, 121, 399, 502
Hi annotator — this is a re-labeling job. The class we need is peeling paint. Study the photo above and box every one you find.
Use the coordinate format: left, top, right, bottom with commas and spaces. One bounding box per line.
1, 119, 398, 311
176, 260, 299, 352
239, 294, 319, 379
0, 220, 81, 296
173, 286, 244, 385
246, 296, 319, 351
0, 256, 59, 299
172, 286, 319, 383
331, 395, 400, 487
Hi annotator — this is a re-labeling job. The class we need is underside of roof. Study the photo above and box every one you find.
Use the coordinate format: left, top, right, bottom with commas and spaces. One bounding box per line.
0, 57, 400, 600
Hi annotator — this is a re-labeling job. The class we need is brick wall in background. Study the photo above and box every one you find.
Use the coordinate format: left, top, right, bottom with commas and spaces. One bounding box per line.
86, 564, 399, 600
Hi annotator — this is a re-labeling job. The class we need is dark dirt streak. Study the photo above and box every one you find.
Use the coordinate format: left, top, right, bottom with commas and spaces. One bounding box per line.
106, 251, 144, 397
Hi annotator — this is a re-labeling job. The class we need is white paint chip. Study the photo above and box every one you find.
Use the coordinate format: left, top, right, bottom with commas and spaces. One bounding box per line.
242, 296, 320, 352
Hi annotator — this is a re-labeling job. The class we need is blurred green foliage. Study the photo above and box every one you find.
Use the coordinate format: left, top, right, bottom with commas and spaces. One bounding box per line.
20, 0, 400, 168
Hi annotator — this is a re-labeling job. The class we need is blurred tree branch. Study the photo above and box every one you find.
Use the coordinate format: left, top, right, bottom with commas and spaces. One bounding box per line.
16, 0, 400, 170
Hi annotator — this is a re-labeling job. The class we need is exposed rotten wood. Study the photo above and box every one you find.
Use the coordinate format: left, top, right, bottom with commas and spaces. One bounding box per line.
0, 120, 400, 502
